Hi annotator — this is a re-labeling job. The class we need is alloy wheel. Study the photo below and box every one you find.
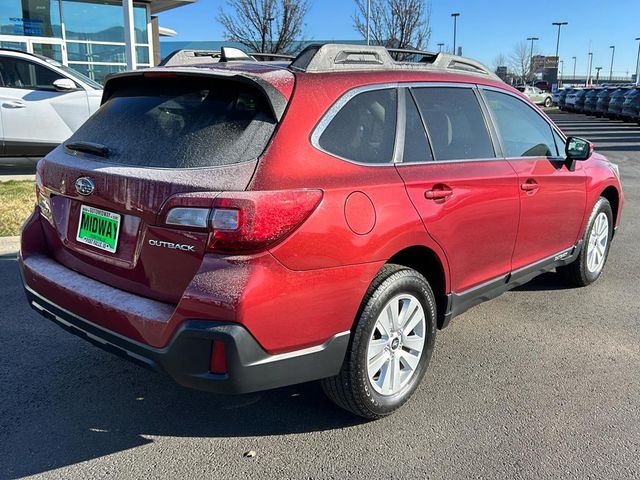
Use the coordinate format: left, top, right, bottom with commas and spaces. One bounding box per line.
366, 294, 426, 396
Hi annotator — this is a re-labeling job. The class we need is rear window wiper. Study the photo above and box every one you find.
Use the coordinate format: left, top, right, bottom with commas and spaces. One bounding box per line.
65, 141, 110, 158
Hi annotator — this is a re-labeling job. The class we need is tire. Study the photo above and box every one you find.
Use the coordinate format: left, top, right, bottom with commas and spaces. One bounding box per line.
544, 97, 552, 108
557, 197, 613, 287
321, 264, 437, 419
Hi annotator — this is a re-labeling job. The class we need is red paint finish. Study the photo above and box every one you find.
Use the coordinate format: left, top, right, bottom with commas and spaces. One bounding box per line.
344, 191, 376, 235
20, 61, 624, 369
396, 161, 520, 292
509, 159, 586, 269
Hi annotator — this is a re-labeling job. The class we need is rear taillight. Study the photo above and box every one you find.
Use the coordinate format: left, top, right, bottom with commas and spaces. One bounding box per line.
163, 190, 323, 254
35, 172, 52, 221
207, 190, 323, 253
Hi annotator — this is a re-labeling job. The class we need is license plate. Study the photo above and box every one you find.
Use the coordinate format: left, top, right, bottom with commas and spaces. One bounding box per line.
76, 205, 121, 253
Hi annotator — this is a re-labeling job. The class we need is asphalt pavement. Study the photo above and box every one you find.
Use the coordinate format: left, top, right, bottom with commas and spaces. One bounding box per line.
0, 158, 38, 179
1, 111, 639, 479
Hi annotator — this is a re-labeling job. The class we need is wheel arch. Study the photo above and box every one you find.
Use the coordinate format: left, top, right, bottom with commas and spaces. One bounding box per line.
600, 185, 620, 226
385, 246, 449, 329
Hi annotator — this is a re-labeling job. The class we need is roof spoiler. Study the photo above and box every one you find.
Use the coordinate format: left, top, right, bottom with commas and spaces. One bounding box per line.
102, 69, 289, 121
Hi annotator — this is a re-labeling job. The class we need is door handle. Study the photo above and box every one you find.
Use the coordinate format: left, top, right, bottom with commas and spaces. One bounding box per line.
425, 185, 453, 200
520, 179, 539, 192
2, 100, 26, 109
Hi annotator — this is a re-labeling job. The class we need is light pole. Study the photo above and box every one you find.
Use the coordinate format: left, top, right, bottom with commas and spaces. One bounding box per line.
527, 37, 539, 84
559, 60, 564, 86
366, 0, 370, 45
609, 45, 615, 81
437, 43, 444, 53
572, 56, 577, 82
552, 22, 568, 58
451, 13, 460, 55
635, 37, 640, 86
587, 52, 593, 86
552, 22, 567, 88
595, 66, 602, 85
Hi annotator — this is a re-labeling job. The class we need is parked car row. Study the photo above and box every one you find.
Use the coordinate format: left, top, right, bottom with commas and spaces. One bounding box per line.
556, 85, 640, 124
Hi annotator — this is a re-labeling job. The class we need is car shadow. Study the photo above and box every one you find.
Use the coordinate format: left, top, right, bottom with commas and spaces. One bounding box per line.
0, 253, 365, 478
512, 271, 580, 292
2, 349, 365, 478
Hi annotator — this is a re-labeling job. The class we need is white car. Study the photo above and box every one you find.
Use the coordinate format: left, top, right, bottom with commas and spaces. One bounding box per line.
515, 85, 553, 108
0, 49, 102, 164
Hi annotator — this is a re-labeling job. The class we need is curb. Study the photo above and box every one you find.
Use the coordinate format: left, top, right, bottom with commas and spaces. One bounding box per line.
0, 236, 20, 255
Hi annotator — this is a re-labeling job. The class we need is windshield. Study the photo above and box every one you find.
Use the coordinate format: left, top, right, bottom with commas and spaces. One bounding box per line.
36, 54, 103, 89
57, 64, 103, 89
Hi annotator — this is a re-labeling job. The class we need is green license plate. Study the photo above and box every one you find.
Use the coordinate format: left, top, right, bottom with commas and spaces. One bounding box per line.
76, 205, 121, 253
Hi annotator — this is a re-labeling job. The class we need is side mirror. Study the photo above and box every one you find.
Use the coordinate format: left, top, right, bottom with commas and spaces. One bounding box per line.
53, 78, 78, 91
565, 136, 593, 161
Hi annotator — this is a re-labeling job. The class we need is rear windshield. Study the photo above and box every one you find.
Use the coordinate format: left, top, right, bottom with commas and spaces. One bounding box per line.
66, 76, 277, 168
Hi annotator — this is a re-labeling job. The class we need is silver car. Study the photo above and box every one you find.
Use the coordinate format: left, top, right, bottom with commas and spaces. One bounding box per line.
516, 85, 553, 108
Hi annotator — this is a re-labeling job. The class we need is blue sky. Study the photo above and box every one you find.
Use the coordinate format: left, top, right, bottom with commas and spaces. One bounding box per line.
158, 0, 640, 76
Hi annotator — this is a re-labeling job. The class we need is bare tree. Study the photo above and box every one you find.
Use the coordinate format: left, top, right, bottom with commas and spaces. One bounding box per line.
510, 40, 534, 84
353, 0, 432, 53
218, 0, 309, 54
493, 52, 508, 70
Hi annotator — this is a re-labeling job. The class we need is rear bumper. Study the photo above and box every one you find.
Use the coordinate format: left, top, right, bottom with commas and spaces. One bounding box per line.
24, 283, 349, 394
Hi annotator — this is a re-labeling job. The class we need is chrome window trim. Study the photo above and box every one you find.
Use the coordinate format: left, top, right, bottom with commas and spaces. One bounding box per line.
310, 82, 400, 168
310, 81, 480, 167
310, 81, 569, 168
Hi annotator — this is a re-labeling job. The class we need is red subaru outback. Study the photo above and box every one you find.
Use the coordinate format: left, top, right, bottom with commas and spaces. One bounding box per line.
20, 45, 623, 419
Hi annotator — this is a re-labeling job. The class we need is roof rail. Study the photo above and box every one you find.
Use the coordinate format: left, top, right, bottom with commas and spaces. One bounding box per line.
289, 43, 501, 81
250, 52, 295, 60
159, 47, 257, 66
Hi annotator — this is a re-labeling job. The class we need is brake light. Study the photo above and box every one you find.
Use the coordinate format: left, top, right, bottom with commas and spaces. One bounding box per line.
207, 190, 323, 253
143, 71, 178, 78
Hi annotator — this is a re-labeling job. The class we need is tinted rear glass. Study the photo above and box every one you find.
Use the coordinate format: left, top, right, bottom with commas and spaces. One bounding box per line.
318, 89, 397, 164
66, 76, 277, 168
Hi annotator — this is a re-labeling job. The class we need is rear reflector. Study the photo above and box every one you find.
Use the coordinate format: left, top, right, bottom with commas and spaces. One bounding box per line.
210, 340, 227, 374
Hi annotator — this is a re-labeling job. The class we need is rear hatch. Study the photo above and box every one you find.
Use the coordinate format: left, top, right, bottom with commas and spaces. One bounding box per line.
36, 68, 293, 304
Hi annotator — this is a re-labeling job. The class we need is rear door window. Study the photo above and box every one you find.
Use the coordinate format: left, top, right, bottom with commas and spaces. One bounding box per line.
402, 91, 433, 163
66, 76, 278, 168
483, 89, 559, 158
317, 88, 397, 164
411, 87, 496, 161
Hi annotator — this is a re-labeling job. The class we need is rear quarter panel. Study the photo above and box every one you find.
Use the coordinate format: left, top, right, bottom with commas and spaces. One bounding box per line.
250, 72, 451, 289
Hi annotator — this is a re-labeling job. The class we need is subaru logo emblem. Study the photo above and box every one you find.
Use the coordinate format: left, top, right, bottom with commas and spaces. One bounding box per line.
75, 177, 95, 196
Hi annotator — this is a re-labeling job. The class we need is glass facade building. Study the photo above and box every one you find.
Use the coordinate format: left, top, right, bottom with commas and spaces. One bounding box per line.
0, 0, 160, 83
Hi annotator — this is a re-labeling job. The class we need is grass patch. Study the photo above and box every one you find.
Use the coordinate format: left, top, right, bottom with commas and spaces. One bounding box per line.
0, 181, 35, 237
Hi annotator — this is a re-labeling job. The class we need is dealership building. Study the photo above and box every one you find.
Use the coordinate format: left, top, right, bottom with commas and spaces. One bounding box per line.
0, 0, 194, 82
